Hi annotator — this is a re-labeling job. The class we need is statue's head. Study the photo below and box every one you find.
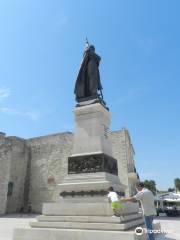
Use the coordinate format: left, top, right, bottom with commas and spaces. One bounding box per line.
89, 45, 95, 53
84, 44, 95, 53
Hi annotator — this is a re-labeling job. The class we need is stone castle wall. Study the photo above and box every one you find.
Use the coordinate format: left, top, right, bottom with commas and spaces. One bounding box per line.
111, 129, 137, 196
6, 137, 29, 213
111, 131, 130, 195
0, 129, 138, 214
0, 135, 29, 214
0, 135, 11, 214
27, 132, 73, 213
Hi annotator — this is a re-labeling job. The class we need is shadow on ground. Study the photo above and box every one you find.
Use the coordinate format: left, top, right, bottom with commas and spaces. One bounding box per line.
0, 214, 38, 219
155, 216, 180, 221
156, 234, 176, 240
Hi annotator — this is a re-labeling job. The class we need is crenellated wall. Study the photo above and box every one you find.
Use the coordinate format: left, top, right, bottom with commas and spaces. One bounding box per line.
0, 129, 138, 214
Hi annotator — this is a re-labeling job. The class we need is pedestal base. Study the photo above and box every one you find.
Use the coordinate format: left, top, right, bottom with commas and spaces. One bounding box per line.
59, 172, 125, 196
42, 202, 140, 216
14, 228, 144, 240
13, 202, 144, 240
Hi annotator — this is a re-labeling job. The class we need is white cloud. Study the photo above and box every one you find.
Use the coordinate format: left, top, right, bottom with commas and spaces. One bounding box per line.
0, 87, 10, 100
25, 112, 40, 121
56, 15, 68, 28
139, 171, 157, 180
0, 87, 40, 121
52, 11, 69, 32
0, 107, 40, 121
116, 86, 150, 104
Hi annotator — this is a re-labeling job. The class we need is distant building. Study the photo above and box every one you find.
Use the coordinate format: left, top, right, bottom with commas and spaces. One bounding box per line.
157, 192, 180, 200
0, 128, 139, 214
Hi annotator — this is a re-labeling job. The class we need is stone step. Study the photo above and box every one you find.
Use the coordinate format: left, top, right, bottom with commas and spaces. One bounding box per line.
37, 213, 143, 224
43, 202, 139, 216
14, 228, 144, 240
30, 218, 144, 231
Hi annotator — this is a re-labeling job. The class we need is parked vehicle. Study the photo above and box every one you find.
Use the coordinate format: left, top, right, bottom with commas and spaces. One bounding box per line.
163, 199, 180, 217
155, 193, 180, 217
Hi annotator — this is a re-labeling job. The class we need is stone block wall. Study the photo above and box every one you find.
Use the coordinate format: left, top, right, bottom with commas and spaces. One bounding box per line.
0, 129, 138, 214
6, 137, 29, 213
0, 134, 11, 214
27, 132, 73, 213
0, 135, 29, 214
111, 130, 130, 196
111, 129, 138, 196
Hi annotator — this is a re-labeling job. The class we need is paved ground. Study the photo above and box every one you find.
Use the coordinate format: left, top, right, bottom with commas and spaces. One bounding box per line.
0, 214, 37, 240
154, 215, 180, 240
0, 214, 180, 240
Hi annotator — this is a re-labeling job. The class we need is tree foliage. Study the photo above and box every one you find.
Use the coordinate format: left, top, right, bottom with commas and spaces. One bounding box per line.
174, 178, 180, 191
168, 188, 175, 192
143, 180, 156, 195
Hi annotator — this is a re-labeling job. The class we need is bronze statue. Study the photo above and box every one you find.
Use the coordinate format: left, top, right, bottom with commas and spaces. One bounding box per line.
74, 41, 104, 103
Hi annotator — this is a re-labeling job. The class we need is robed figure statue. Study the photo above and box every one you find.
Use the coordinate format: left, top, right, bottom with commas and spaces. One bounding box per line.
74, 43, 104, 103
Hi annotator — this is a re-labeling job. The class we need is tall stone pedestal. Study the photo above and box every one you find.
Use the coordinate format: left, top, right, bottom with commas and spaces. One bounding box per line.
13, 103, 144, 240
57, 103, 126, 215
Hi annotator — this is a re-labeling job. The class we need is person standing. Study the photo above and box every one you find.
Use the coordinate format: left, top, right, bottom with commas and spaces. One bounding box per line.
121, 182, 156, 240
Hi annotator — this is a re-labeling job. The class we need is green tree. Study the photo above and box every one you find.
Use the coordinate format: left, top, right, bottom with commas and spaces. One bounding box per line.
174, 178, 180, 191
143, 180, 156, 195
168, 188, 175, 192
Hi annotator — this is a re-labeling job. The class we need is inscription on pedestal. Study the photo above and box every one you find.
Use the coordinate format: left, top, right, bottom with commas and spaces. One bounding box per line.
68, 153, 118, 175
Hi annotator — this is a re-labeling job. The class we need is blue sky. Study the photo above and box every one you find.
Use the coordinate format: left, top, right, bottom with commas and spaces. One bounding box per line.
0, 0, 179, 190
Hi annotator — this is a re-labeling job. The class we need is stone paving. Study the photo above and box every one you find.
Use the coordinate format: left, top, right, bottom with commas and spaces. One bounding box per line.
154, 216, 180, 240
0, 214, 180, 240
0, 214, 37, 240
